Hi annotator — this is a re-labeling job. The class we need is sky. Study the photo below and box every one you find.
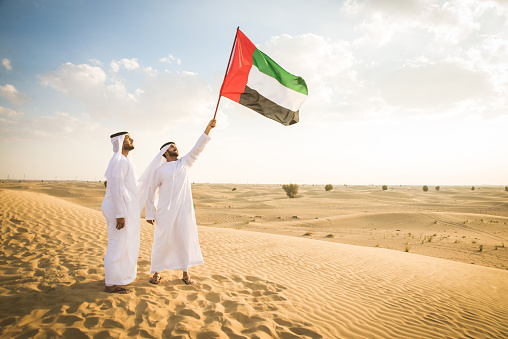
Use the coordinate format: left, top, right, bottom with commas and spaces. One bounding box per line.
1, 0, 507, 185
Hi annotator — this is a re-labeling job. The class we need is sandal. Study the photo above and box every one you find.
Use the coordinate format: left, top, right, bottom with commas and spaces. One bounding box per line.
106, 286, 131, 294
149, 274, 162, 284
182, 276, 195, 285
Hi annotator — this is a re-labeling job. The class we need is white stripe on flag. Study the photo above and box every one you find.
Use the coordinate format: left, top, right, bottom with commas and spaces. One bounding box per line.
247, 66, 307, 112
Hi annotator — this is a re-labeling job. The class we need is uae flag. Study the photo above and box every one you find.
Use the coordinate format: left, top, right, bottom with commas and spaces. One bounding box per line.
219, 28, 308, 126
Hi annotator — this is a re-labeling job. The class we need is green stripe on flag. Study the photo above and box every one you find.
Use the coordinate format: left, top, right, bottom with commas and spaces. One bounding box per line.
252, 49, 308, 96
247, 65, 307, 112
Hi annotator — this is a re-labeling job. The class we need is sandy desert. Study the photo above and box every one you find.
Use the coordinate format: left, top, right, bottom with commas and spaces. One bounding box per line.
1, 181, 507, 338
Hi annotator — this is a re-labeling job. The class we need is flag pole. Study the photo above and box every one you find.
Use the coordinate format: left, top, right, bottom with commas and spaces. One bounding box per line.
213, 27, 239, 119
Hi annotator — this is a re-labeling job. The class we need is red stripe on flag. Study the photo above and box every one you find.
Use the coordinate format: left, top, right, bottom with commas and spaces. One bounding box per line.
220, 29, 257, 103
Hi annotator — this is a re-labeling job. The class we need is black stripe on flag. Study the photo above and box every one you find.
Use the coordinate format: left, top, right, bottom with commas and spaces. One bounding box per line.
239, 86, 299, 126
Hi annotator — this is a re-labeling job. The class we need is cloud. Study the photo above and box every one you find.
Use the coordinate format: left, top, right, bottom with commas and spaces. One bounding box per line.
260, 33, 361, 121
0, 110, 102, 142
110, 58, 141, 73
87, 58, 102, 66
37, 60, 214, 130
344, 0, 426, 15
38, 62, 107, 95
349, 0, 508, 46
420, 1, 486, 44
38, 62, 138, 111
378, 61, 492, 109
0, 105, 23, 119
30, 111, 102, 136
0, 84, 30, 105
2, 58, 12, 72
159, 54, 182, 65
466, 33, 508, 95
336, 0, 508, 119
138, 70, 214, 125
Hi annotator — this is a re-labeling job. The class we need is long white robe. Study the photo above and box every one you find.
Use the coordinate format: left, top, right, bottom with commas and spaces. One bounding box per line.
146, 133, 211, 273
101, 155, 140, 285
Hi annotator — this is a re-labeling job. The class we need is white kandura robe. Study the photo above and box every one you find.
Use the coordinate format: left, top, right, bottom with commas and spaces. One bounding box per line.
101, 155, 140, 286
146, 133, 211, 273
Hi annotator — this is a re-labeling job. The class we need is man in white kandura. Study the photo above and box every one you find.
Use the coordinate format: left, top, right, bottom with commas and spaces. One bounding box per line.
139, 119, 216, 285
101, 131, 140, 294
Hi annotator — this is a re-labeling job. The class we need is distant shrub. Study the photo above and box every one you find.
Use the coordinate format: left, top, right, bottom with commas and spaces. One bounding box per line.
382, 185, 388, 191
435, 186, 440, 191
282, 183, 298, 198
505, 186, 508, 192
232, 188, 236, 191
325, 184, 333, 191
471, 186, 475, 191
423, 185, 429, 192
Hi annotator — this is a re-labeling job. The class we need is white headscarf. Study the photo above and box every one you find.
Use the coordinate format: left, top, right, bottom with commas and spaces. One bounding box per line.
138, 144, 171, 211
104, 134, 126, 182
104, 133, 137, 183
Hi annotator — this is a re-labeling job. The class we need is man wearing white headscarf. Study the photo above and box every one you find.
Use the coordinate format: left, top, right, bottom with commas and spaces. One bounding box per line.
139, 119, 216, 285
101, 131, 140, 294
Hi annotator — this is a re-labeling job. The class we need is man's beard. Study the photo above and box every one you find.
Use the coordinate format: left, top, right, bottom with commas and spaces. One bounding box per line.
124, 145, 135, 151
168, 150, 178, 157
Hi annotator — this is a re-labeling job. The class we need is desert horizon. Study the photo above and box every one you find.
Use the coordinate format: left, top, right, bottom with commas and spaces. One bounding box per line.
1, 180, 507, 338
2, 180, 508, 270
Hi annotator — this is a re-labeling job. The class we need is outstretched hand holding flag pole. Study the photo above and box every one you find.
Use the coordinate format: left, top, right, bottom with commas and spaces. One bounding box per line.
214, 27, 308, 126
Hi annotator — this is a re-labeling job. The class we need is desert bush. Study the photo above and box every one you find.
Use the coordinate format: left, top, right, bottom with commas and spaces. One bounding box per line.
471, 186, 475, 191
325, 184, 333, 191
232, 188, 236, 191
423, 185, 429, 192
435, 186, 440, 191
282, 183, 299, 198
505, 186, 508, 191
382, 185, 388, 191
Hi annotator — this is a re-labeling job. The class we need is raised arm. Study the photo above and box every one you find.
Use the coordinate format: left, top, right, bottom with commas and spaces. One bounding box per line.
182, 119, 216, 167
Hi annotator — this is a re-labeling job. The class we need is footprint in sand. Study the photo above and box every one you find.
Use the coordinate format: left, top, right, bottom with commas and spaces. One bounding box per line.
178, 308, 201, 319
211, 274, 230, 282
205, 292, 221, 303
83, 316, 100, 329
102, 319, 125, 329
56, 315, 83, 326
9, 218, 22, 225
62, 328, 88, 338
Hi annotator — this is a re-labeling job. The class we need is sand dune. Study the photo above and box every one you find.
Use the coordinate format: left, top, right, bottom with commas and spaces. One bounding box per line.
1, 184, 508, 338
192, 184, 508, 271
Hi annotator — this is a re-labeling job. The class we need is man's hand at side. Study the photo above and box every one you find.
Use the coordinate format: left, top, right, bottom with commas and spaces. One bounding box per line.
116, 218, 125, 230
